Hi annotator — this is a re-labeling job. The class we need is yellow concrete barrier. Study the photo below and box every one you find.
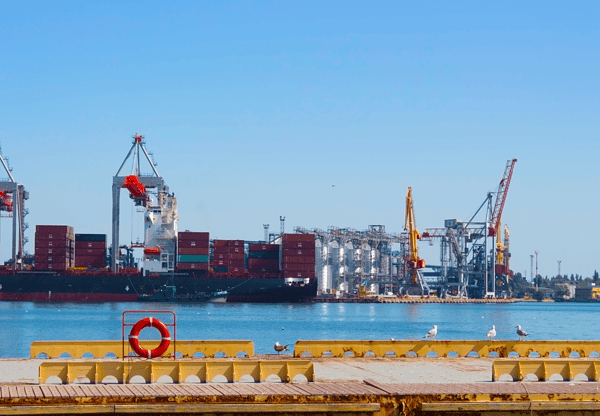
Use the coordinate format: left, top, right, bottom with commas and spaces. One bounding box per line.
492, 359, 600, 381
39, 360, 314, 384
31, 340, 254, 359
294, 340, 600, 358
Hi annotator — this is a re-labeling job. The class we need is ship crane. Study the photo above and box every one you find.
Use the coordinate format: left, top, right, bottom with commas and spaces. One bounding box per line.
489, 158, 517, 237
0, 147, 29, 269
403, 187, 430, 296
112, 134, 177, 272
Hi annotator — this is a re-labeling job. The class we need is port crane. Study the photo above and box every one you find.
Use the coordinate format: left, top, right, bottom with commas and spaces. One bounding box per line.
112, 134, 178, 272
402, 187, 430, 296
421, 159, 517, 298
0, 146, 29, 269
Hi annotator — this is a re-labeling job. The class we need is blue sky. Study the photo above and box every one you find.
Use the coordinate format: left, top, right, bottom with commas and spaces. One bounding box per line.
1, 1, 599, 279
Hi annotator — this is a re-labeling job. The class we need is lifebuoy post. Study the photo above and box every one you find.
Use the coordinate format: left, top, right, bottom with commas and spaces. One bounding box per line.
122, 310, 176, 359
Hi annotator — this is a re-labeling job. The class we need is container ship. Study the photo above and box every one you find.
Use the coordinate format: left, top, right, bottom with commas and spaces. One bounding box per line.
0, 135, 317, 303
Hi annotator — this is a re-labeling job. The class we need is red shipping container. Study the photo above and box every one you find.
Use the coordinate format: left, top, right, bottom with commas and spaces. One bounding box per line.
283, 263, 314, 272
75, 241, 106, 249
35, 237, 73, 248
283, 248, 315, 257
229, 246, 243, 254
248, 266, 280, 274
227, 240, 244, 247
283, 256, 314, 264
178, 239, 210, 249
214, 252, 228, 260
282, 233, 315, 242
76, 248, 106, 256
213, 259, 228, 267
36, 225, 74, 235
213, 246, 229, 254
177, 262, 209, 271
228, 260, 244, 268
229, 252, 244, 260
35, 262, 69, 271
213, 239, 228, 247
282, 241, 315, 249
178, 231, 209, 241
75, 256, 105, 268
248, 244, 280, 252
35, 254, 72, 263
248, 258, 279, 267
36, 247, 69, 256
178, 247, 209, 255
229, 267, 243, 273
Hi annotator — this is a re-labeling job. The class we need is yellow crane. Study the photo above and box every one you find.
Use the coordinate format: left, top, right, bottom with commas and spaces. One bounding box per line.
405, 187, 425, 283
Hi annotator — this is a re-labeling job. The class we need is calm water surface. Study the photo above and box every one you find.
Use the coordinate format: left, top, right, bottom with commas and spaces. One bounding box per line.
0, 301, 598, 358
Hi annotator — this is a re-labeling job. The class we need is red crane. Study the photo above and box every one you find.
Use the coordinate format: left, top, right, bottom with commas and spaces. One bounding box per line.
488, 159, 517, 237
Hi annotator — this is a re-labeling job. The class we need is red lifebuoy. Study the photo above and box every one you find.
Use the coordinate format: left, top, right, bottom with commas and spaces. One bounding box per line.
128, 317, 171, 358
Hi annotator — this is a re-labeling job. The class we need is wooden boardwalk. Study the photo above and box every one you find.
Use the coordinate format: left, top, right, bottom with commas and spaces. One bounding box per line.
3, 381, 600, 415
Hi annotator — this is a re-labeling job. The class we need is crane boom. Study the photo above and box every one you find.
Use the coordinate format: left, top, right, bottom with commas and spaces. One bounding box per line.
404, 187, 425, 271
489, 158, 517, 237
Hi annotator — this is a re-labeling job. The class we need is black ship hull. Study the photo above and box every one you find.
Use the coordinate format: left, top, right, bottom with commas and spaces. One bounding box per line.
0, 271, 317, 303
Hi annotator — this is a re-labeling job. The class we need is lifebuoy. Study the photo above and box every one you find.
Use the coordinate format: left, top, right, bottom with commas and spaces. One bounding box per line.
128, 317, 171, 358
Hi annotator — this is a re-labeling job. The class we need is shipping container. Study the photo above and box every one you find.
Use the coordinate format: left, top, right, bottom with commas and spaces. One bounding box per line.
229, 267, 243, 273
76, 248, 106, 256
213, 266, 228, 272
75, 241, 106, 250
75, 256, 106, 268
212, 259, 227, 267
36, 225, 74, 235
178, 231, 209, 241
35, 262, 69, 271
283, 248, 315, 257
176, 262, 209, 271
229, 246, 243, 254
214, 252, 228, 260
35, 237, 74, 246
35, 247, 70, 256
228, 252, 244, 260
282, 233, 315, 242
282, 241, 316, 249
248, 251, 279, 260
178, 247, 209, 255
213, 239, 228, 247
178, 254, 209, 263
283, 263, 314, 272
228, 260, 244, 268
227, 240, 244, 247
178, 239, 210, 249
75, 234, 106, 242
282, 256, 315, 264
213, 246, 229, 254
248, 244, 279, 252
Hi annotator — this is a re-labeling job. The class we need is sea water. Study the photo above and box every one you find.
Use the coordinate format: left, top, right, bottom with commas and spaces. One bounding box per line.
0, 301, 598, 358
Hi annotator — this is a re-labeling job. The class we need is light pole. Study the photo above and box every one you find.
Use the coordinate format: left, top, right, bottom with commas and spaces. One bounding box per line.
558, 260, 561, 278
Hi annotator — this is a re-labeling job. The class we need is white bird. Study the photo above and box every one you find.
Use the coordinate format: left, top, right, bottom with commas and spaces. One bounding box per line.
486, 325, 496, 339
516, 325, 528, 341
424, 325, 438, 339
274, 342, 289, 354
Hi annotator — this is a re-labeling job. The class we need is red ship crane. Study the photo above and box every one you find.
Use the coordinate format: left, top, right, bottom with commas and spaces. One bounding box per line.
488, 158, 517, 237
0, 191, 13, 212
121, 175, 149, 206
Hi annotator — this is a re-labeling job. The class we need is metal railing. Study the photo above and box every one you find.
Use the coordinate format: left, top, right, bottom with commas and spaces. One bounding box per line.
39, 360, 314, 384
492, 359, 600, 382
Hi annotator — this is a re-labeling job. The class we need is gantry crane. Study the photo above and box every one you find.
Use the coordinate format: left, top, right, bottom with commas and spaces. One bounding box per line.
0, 147, 29, 269
112, 134, 177, 272
402, 187, 430, 296
421, 158, 517, 298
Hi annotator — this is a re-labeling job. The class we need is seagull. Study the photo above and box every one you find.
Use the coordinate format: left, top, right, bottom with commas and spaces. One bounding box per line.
424, 325, 438, 339
516, 325, 528, 341
486, 325, 496, 339
274, 342, 289, 354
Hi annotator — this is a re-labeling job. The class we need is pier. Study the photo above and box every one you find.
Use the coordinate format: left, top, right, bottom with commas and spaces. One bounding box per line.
3, 339, 600, 415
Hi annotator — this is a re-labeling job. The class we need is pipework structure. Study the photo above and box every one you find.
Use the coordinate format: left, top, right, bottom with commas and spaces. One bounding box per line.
112, 134, 176, 272
0, 147, 29, 269
294, 225, 407, 294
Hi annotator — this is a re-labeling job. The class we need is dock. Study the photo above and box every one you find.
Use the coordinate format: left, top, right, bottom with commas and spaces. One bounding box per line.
4, 338, 600, 415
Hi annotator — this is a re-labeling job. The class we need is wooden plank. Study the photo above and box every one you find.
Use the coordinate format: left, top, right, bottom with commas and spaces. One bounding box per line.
39, 385, 54, 399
